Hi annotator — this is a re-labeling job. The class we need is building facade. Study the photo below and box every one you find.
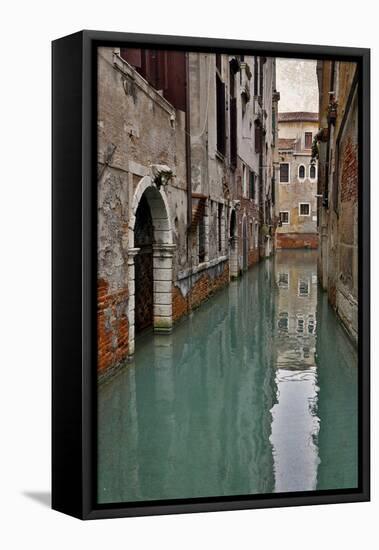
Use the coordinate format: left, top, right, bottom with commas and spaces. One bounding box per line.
97, 47, 278, 377
275, 112, 319, 249
316, 60, 358, 344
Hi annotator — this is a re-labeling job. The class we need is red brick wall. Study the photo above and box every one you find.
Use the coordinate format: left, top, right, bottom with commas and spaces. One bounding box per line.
98, 279, 129, 373
172, 262, 230, 323
276, 233, 319, 249
340, 136, 358, 204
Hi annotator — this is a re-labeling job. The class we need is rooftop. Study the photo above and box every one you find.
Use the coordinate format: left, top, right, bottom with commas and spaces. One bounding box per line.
278, 111, 319, 123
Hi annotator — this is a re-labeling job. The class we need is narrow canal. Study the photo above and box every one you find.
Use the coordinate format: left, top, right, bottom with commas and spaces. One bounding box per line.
98, 250, 358, 504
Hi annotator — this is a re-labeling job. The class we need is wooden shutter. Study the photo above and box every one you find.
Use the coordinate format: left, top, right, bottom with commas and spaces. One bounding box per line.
280, 163, 289, 182
305, 132, 312, 149
216, 75, 226, 156
230, 97, 237, 167
163, 51, 186, 111
119, 48, 142, 69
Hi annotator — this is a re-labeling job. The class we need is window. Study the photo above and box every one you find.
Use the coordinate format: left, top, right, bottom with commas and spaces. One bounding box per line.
279, 211, 289, 224
254, 56, 258, 96
278, 272, 289, 289
305, 132, 312, 149
198, 213, 206, 263
297, 318, 305, 333
242, 165, 247, 197
299, 203, 310, 216
278, 312, 289, 332
230, 96, 237, 168
216, 73, 226, 156
308, 316, 315, 334
298, 165, 305, 179
309, 164, 316, 179
279, 163, 290, 183
229, 59, 237, 167
249, 171, 255, 200
259, 57, 264, 96
218, 204, 223, 253
298, 280, 309, 296
255, 222, 259, 248
119, 49, 186, 111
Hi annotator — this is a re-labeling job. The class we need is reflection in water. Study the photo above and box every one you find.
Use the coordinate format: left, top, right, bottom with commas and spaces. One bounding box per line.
98, 250, 357, 503
270, 250, 320, 492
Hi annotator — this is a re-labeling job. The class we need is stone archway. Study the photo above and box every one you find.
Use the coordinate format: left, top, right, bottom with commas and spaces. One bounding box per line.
229, 208, 238, 279
128, 176, 175, 356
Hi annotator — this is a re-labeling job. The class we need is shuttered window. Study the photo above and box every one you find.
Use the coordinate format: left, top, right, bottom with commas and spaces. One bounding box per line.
216, 74, 226, 156
120, 48, 142, 69
198, 213, 206, 263
280, 163, 289, 183
120, 49, 186, 112
305, 132, 313, 149
230, 97, 237, 167
254, 56, 258, 96
299, 165, 305, 179
249, 171, 255, 199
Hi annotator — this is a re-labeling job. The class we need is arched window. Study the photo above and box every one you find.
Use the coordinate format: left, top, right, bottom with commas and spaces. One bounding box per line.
298, 165, 305, 179
310, 164, 316, 179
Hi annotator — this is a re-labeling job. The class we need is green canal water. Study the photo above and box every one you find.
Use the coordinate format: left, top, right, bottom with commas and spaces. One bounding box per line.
98, 250, 358, 504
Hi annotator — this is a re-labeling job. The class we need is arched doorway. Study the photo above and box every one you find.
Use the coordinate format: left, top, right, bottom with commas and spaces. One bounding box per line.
242, 216, 248, 272
128, 176, 175, 356
229, 209, 238, 279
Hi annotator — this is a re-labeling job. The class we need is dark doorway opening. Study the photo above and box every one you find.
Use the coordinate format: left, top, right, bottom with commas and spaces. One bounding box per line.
134, 194, 154, 334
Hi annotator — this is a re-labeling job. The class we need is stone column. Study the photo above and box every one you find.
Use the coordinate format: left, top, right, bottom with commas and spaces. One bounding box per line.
153, 243, 176, 333
229, 236, 239, 279
127, 247, 140, 357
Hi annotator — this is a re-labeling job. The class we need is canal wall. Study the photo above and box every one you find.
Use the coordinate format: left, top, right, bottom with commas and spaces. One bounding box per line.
172, 260, 229, 322
276, 233, 319, 249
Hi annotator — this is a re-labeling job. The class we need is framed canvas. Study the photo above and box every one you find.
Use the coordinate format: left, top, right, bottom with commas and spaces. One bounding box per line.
52, 30, 370, 520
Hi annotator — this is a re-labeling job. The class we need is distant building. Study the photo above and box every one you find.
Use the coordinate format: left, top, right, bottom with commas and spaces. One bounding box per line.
316, 60, 358, 344
275, 112, 319, 249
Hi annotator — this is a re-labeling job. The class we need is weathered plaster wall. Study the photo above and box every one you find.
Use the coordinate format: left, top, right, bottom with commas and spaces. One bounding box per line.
276, 59, 318, 113
276, 120, 318, 248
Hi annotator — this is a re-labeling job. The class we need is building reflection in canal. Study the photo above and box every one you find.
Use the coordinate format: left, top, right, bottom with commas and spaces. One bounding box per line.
98, 250, 358, 503
270, 250, 320, 492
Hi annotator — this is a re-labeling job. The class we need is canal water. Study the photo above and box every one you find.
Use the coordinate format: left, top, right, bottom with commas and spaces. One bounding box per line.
98, 250, 358, 504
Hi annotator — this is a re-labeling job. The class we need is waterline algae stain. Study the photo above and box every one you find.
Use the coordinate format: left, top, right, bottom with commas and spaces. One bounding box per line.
98, 251, 357, 503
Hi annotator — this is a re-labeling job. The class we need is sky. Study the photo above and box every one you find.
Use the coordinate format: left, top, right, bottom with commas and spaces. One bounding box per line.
276, 58, 319, 113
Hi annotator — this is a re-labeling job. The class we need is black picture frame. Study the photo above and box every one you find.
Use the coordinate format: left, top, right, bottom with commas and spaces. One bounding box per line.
52, 30, 370, 520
